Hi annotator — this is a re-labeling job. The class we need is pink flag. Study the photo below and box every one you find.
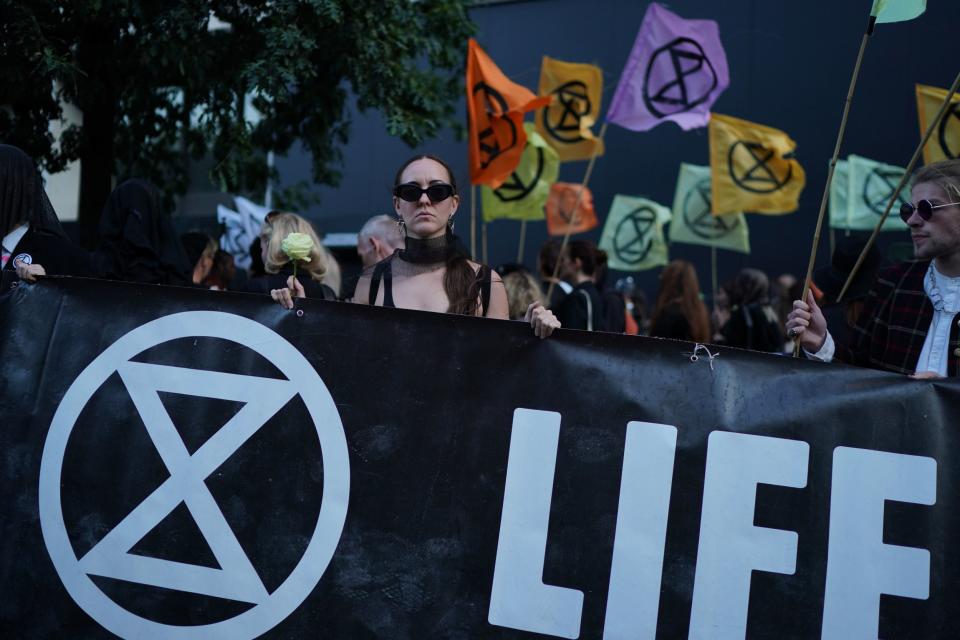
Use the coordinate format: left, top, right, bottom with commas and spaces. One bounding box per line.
606, 3, 729, 132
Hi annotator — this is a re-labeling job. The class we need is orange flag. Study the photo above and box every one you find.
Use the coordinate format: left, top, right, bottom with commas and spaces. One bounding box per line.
545, 183, 598, 236
467, 39, 550, 188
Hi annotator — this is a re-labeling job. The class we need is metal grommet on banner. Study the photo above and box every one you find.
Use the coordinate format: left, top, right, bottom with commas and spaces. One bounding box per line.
296, 309, 304, 318
684, 343, 719, 371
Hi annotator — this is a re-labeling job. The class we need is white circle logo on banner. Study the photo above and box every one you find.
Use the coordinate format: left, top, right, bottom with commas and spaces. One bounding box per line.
39, 311, 350, 639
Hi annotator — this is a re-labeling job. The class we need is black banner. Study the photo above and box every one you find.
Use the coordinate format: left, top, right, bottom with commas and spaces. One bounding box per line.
2, 278, 959, 639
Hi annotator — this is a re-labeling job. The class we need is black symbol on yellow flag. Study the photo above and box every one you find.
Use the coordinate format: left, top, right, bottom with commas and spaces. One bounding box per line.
938, 103, 960, 159
728, 141, 793, 193
544, 81, 592, 143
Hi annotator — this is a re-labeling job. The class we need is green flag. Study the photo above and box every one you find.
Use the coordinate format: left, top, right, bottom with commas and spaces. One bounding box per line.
598, 195, 671, 272
828, 158, 851, 231
669, 163, 750, 254
870, 0, 926, 23
481, 123, 559, 222
830, 155, 910, 231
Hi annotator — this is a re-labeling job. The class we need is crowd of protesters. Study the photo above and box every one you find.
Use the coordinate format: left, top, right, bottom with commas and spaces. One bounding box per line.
3, 142, 958, 378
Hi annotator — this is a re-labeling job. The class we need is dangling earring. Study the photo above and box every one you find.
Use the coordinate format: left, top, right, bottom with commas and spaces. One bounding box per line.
447, 215, 455, 231
397, 217, 406, 235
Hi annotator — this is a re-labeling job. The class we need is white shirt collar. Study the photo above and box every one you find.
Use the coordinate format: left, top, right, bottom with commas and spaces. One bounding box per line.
2, 223, 28, 254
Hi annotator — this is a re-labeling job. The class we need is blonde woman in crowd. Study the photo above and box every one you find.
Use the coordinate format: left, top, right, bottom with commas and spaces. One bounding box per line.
503, 269, 547, 321
243, 211, 337, 300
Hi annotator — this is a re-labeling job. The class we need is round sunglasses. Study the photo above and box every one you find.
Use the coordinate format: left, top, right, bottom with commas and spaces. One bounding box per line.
393, 183, 455, 203
900, 198, 960, 223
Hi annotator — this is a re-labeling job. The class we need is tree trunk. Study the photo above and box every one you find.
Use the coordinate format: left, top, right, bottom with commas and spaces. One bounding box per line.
76, 22, 118, 250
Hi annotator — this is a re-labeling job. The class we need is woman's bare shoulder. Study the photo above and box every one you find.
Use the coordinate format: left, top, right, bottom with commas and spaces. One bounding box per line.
353, 272, 373, 305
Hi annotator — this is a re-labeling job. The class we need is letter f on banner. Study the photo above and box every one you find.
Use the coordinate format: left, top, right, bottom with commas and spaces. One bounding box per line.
689, 432, 809, 639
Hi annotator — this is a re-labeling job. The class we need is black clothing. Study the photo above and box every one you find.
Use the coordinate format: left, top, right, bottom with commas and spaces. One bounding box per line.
366, 230, 494, 316
601, 291, 627, 333
544, 279, 570, 310
1, 226, 99, 289
241, 267, 337, 300
556, 281, 604, 331
649, 302, 697, 341
97, 179, 193, 286
0, 145, 66, 240
720, 303, 785, 352
368, 254, 493, 315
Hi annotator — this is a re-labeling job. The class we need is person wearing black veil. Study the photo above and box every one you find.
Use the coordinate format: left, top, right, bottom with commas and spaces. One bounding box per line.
271, 154, 560, 338
96, 179, 193, 285
1, 144, 97, 286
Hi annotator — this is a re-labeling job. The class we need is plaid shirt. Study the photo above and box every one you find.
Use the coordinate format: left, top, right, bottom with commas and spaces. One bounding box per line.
838, 259, 960, 376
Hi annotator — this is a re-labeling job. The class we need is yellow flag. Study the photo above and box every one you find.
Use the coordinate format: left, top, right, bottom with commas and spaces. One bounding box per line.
708, 113, 805, 215
916, 83, 960, 164
535, 56, 605, 162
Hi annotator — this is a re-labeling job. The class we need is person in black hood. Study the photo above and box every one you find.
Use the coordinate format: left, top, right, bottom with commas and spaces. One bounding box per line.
95, 179, 193, 286
1, 144, 97, 286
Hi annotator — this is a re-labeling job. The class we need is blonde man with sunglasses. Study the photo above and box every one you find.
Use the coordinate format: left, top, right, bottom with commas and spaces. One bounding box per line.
787, 158, 960, 378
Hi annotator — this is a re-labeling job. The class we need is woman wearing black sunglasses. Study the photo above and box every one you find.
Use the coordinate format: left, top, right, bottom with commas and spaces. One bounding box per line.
786, 158, 960, 377
272, 154, 560, 338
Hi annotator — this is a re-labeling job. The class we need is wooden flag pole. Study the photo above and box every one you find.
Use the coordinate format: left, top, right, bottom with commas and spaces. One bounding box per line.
546, 121, 609, 302
470, 185, 477, 258
792, 19, 874, 357
835, 67, 960, 303
517, 220, 527, 264
482, 219, 489, 264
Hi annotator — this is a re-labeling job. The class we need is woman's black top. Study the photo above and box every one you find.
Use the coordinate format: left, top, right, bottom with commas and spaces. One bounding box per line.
367, 256, 493, 314
365, 230, 493, 315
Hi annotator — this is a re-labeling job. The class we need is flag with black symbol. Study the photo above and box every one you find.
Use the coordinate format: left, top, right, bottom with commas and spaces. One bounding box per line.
829, 155, 909, 231
916, 83, 960, 165
606, 2, 729, 132
598, 195, 671, 271
669, 163, 749, 253
709, 113, 806, 215
535, 56, 605, 161
481, 124, 559, 222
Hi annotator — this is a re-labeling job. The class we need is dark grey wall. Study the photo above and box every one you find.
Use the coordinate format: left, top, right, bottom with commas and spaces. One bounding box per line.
276, 0, 959, 299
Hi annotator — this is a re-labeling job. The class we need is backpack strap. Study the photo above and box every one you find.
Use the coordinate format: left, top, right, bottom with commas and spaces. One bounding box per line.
578, 288, 594, 331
